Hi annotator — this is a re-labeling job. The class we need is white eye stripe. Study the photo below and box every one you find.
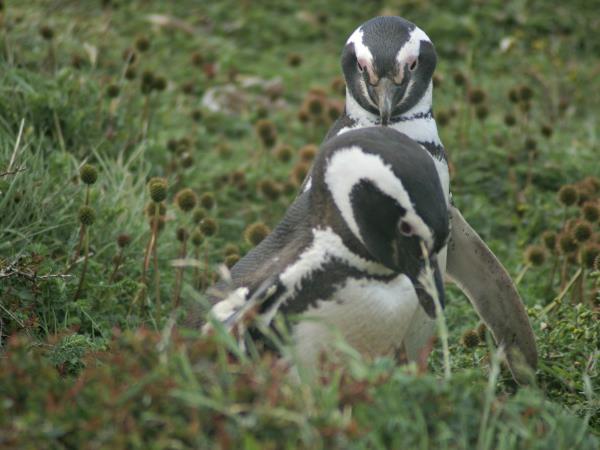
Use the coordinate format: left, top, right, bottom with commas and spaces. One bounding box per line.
347, 27, 374, 70
396, 26, 430, 70
324, 146, 433, 248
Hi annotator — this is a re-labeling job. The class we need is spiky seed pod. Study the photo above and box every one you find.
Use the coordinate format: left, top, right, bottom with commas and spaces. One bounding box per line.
80, 164, 98, 185
475, 105, 489, 121
71, 53, 84, 69
117, 234, 131, 248
327, 101, 343, 121
176, 227, 188, 242
298, 108, 310, 124
504, 114, 516, 127
148, 178, 168, 203
594, 254, 600, 272
558, 185, 578, 207
275, 145, 294, 163
230, 171, 246, 186
244, 222, 270, 247
477, 323, 487, 341
199, 193, 215, 210
299, 144, 317, 162
258, 179, 281, 201
200, 218, 218, 237
582, 201, 600, 223
307, 95, 325, 116
141, 70, 155, 94
167, 139, 179, 153
286, 52, 302, 67
191, 51, 204, 67
125, 66, 137, 80
292, 162, 310, 186
519, 85, 533, 102
191, 207, 207, 224
224, 243, 240, 257
432, 73, 443, 88
581, 176, 600, 194
541, 231, 557, 251
462, 329, 480, 349
579, 243, 600, 269
331, 76, 346, 96
122, 48, 137, 64
468, 88, 486, 104
572, 220, 593, 243
145, 201, 167, 217
558, 232, 578, 254
255, 119, 277, 146
175, 188, 197, 212
524, 138, 537, 152
453, 71, 467, 86
106, 84, 120, 99
524, 245, 547, 267
135, 35, 150, 52
308, 87, 328, 97
191, 228, 204, 247
541, 124, 553, 138
191, 109, 203, 122
225, 254, 240, 268
78, 206, 96, 226
153, 76, 167, 92
39, 25, 54, 40
436, 110, 450, 127
508, 87, 520, 103
179, 152, 194, 169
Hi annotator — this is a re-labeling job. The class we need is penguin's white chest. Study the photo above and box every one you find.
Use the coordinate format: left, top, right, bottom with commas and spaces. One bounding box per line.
292, 274, 421, 365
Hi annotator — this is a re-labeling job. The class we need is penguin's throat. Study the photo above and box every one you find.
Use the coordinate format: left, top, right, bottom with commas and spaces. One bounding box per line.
344, 83, 441, 147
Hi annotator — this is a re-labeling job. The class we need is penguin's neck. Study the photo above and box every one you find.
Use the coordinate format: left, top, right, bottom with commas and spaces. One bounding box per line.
344, 82, 443, 152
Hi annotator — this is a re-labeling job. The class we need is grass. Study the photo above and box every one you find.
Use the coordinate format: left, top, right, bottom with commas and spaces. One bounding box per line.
0, 0, 599, 448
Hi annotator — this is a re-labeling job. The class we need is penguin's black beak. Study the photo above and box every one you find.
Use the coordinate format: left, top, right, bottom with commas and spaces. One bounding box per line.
374, 78, 395, 126
412, 256, 445, 318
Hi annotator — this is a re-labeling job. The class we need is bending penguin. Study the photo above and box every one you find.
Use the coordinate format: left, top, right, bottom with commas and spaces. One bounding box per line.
316, 16, 536, 382
206, 127, 450, 369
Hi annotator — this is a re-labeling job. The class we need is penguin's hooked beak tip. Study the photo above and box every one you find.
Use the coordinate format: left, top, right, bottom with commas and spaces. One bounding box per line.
412, 243, 445, 318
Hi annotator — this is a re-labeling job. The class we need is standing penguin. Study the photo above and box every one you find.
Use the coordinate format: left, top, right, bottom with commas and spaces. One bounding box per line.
207, 127, 450, 368
315, 16, 536, 382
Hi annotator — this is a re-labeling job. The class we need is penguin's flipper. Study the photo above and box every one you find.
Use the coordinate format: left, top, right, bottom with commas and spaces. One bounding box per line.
446, 205, 537, 384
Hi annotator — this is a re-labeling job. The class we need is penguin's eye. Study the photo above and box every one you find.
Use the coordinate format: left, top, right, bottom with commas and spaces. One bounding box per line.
399, 221, 413, 236
357, 61, 364, 73
408, 59, 418, 72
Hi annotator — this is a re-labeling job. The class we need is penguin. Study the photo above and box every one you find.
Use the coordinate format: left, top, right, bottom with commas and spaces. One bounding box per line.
206, 127, 450, 367
317, 16, 536, 383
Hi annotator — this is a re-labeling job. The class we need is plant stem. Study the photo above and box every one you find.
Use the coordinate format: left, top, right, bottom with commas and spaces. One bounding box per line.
515, 263, 531, 286
172, 237, 187, 308
73, 227, 90, 301
109, 248, 124, 283
543, 267, 582, 314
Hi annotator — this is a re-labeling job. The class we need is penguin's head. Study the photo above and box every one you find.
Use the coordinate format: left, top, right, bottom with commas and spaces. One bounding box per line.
313, 127, 449, 317
341, 16, 437, 125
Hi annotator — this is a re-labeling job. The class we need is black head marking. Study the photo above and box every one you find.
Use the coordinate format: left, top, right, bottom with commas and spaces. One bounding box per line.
312, 127, 449, 260
341, 16, 438, 120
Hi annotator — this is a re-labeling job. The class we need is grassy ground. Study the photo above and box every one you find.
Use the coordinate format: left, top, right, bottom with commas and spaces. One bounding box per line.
0, 0, 599, 448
